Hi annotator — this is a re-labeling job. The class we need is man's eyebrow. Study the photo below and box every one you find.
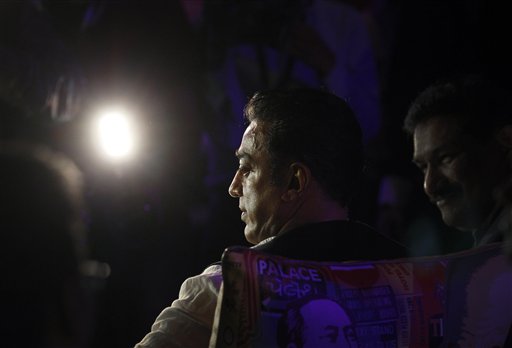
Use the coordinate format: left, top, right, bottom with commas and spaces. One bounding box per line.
412, 153, 428, 167
413, 146, 445, 165
324, 325, 340, 332
235, 150, 251, 160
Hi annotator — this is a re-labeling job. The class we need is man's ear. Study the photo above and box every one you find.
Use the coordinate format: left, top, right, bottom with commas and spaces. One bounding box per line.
281, 162, 311, 202
496, 125, 512, 149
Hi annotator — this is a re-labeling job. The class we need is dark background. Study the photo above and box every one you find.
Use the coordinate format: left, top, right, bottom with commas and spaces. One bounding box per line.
1, 1, 510, 347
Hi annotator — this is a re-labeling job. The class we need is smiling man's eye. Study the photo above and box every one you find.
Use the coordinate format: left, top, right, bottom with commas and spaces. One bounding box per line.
440, 154, 455, 165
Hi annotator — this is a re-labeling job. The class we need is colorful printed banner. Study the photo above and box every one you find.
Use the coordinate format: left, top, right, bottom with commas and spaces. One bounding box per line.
210, 243, 512, 347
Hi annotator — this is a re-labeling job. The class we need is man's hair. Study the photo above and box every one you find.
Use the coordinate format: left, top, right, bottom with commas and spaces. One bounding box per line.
403, 75, 512, 140
244, 88, 363, 206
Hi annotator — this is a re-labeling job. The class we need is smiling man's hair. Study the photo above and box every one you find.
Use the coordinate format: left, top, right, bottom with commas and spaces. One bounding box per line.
244, 87, 363, 207
404, 75, 512, 142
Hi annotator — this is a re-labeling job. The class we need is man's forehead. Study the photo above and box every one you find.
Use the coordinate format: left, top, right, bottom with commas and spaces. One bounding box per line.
413, 116, 476, 160
414, 117, 455, 142
237, 121, 263, 156
414, 116, 472, 139
243, 121, 258, 137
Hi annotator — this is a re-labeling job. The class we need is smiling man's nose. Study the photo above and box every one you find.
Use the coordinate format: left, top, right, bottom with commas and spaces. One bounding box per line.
424, 166, 436, 198
424, 166, 447, 199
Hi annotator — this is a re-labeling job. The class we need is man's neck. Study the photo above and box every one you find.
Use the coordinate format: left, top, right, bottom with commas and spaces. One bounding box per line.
278, 198, 349, 237
473, 203, 505, 246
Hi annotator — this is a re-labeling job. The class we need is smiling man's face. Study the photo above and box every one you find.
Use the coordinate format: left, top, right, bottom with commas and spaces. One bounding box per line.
412, 116, 504, 231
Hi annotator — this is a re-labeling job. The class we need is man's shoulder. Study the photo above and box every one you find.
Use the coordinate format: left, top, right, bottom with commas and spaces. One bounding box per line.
252, 219, 408, 261
179, 264, 223, 294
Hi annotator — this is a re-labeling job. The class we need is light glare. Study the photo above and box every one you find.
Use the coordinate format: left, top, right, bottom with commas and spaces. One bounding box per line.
97, 109, 136, 159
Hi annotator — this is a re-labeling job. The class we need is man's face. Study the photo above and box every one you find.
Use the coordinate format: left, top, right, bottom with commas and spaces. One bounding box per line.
413, 116, 505, 231
228, 120, 289, 244
299, 299, 353, 348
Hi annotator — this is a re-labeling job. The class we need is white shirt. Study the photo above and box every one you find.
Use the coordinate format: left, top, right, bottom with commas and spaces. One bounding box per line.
134, 264, 223, 348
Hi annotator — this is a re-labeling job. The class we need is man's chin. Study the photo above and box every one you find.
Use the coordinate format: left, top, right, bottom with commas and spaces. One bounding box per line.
244, 226, 258, 245
440, 208, 475, 231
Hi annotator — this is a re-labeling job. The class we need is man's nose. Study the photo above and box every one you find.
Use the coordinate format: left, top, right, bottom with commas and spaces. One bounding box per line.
423, 165, 444, 199
228, 172, 242, 198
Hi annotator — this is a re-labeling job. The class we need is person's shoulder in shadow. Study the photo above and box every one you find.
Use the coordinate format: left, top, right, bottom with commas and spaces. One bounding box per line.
0, 140, 93, 348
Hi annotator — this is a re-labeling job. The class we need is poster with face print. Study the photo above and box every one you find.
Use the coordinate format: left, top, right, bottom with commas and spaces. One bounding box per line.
210, 243, 512, 348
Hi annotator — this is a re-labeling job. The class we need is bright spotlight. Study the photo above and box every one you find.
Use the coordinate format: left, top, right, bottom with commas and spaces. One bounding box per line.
95, 108, 137, 160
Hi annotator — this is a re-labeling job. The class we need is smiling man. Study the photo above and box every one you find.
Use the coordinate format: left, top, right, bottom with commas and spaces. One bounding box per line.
404, 75, 512, 246
135, 88, 407, 348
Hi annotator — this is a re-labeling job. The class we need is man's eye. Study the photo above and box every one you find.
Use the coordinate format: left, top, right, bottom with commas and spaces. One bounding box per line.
440, 154, 454, 165
239, 166, 251, 176
320, 327, 339, 343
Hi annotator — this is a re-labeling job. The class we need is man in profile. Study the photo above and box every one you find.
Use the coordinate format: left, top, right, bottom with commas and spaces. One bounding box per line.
135, 88, 407, 348
404, 75, 512, 247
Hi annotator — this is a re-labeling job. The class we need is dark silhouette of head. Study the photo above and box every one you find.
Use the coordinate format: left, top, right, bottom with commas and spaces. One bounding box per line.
0, 141, 89, 347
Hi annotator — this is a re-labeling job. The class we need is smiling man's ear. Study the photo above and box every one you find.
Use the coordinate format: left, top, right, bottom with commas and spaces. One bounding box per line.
281, 162, 311, 202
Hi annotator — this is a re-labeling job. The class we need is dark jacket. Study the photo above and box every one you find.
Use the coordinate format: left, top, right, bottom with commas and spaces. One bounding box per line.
252, 219, 409, 262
